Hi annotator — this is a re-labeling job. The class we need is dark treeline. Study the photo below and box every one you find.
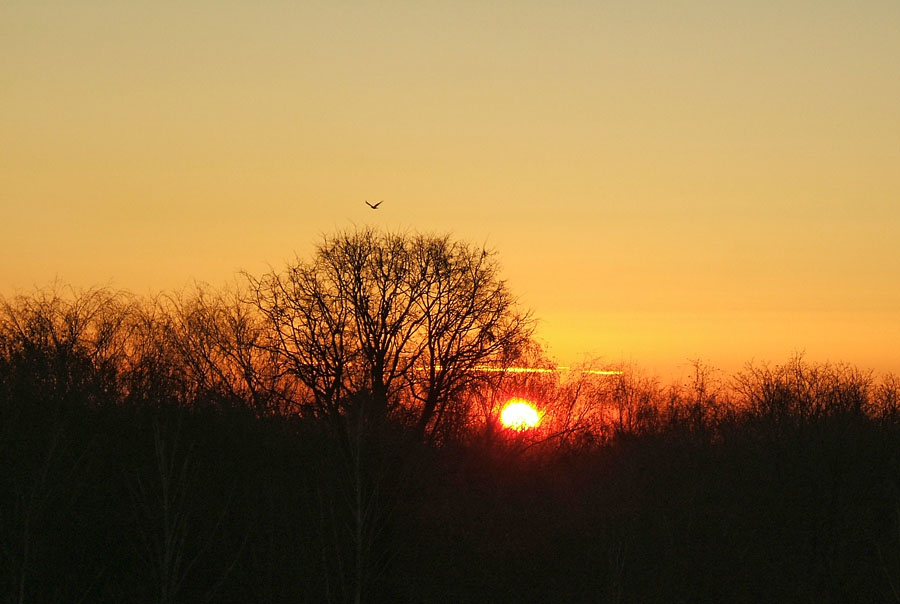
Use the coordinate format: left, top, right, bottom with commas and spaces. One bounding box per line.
3, 229, 900, 603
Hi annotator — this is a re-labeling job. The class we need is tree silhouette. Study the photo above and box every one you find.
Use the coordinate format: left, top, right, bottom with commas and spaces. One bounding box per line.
6, 257, 900, 602
248, 228, 532, 438
245, 229, 533, 601
164, 283, 295, 415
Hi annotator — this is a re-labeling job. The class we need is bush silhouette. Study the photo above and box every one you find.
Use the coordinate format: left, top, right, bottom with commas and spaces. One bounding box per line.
2, 234, 900, 603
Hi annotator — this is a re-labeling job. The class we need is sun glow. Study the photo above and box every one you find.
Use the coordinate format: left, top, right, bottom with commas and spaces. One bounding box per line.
500, 399, 541, 431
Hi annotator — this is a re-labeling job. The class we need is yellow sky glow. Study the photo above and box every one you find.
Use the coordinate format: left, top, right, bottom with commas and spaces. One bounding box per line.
2, 1, 898, 379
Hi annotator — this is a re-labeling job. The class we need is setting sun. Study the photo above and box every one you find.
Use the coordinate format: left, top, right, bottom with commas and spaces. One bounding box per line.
500, 399, 541, 431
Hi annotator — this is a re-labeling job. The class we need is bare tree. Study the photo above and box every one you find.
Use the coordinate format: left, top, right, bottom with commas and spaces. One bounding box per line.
246, 228, 532, 602
247, 228, 532, 437
128, 413, 243, 604
0, 285, 134, 603
406, 234, 532, 439
164, 283, 296, 415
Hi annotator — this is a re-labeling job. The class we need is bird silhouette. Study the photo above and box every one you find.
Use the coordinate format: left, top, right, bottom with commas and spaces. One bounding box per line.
365, 200, 383, 209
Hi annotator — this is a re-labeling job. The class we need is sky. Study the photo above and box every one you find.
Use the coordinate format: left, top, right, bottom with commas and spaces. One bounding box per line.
3, 1, 899, 379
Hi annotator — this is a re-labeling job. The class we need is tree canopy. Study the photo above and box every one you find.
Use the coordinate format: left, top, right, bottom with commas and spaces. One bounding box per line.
247, 228, 533, 438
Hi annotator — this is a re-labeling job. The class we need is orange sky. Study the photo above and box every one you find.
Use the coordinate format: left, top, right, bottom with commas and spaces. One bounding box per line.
2, 1, 899, 379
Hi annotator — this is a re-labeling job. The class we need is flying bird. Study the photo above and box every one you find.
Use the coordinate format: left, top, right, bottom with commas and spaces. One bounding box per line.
365, 200, 383, 209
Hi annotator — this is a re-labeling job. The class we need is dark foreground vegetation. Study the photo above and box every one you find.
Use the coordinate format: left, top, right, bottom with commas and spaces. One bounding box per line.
3, 230, 900, 603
